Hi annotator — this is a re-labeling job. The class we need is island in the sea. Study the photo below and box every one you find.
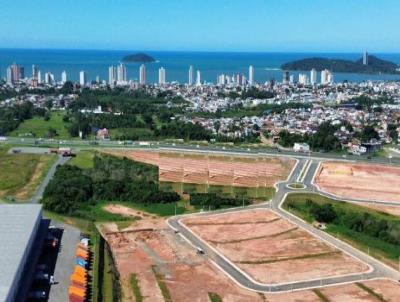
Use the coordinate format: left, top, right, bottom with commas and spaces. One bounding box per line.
281, 55, 399, 74
122, 52, 155, 63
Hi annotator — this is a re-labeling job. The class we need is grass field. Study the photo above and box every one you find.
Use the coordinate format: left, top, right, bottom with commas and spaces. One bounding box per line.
283, 192, 400, 268
68, 150, 96, 169
10, 111, 71, 139
0, 146, 56, 200
160, 181, 275, 200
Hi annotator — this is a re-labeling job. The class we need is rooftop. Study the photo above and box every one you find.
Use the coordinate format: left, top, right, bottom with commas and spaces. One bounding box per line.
0, 204, 42, 302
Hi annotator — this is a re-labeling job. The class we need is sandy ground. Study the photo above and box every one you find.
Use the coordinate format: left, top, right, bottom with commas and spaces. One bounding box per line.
351, 202, 400, 217
315, 161, 400, 203
183, 209, 369, 284
101, 205, 400, 302
103, 150, 295, 189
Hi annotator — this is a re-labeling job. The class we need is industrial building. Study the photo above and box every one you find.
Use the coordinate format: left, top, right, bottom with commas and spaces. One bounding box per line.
0, 204, 49, 302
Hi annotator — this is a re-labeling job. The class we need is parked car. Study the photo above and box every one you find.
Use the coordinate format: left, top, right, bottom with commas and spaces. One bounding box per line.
28, 290, 47, 300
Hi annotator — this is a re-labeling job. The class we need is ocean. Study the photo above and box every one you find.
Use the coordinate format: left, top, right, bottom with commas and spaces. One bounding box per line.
1, 49, 400, 84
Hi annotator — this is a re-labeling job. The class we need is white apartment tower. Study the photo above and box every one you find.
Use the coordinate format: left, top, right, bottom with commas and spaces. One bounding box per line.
117, 63, 127, 83
79, 71, 86, 86
310, 68, 317, 85
139, 64, 146, 85
248, 65, 254, 85
61, 71, 67, 84
196, 70, 201, 86
188, 65, 194, 85
108, 66, 117, 85
363, 51, 369, 65
158, 67, 166, 85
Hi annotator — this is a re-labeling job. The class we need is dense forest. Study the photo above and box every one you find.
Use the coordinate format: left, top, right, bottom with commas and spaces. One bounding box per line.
42, 154, 180, 215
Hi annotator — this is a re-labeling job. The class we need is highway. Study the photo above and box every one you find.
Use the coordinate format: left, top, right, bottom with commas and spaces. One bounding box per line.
168, 158, 400, 293
2, 136, 400, 166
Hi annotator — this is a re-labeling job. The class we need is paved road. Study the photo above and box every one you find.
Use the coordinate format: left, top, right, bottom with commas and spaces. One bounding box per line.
47, 223, 80, 302
168, 158, 400, 293
32, 155, 70, 203
3, 136, 399, 166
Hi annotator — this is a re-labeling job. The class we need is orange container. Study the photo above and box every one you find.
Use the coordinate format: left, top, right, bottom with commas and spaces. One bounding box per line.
68, 286, 85, 298
70, 273, 86, 285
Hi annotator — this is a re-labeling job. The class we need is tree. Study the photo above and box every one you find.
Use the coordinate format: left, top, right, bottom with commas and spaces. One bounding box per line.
311, 203, 337, 223
360, 125, 379, 142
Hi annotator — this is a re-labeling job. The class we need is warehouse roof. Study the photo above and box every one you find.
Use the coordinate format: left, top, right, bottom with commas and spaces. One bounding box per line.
0, 204, 42, 302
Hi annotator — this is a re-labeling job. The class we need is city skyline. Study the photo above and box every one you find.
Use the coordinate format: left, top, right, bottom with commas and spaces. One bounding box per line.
1, 0, 400, 52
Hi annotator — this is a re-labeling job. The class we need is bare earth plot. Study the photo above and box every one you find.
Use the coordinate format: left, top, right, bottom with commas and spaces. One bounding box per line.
182, 209, 369, 284
103, 150, 295, 188
101, 205, 400, 302
315, 161, 400, 203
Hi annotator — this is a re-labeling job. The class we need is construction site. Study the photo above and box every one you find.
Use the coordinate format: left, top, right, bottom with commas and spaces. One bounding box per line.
182, 208, 369, 284
314, 161, 400, 203
99, 205, 400, 302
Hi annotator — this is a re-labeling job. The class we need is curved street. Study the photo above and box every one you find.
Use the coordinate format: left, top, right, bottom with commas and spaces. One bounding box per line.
168, 158, 400, 293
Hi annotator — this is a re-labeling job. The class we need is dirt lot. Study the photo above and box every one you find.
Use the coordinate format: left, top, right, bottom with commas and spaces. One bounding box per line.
101, 205, 400, 302
315, 161, 400, 203
182, 209, 369, 284
104, 150, 295, 189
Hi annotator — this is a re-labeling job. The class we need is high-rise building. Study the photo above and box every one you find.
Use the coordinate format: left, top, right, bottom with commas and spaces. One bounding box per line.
298, 73, 308, 85
310, 68, 317, 85
44, 72, 54, 84
282, 70, 290, 84
32, 65, 39, 80
188, 65, 194, 85
117, 63, 127, 83
95, 75, 100, 83
158, 67, 166, 85
79, 71, 86, 86
320, 69, 333, 85
139, 64, 146, 85
196, 70, 201, 86
61, 71, 67, 84
108, 66, 117, 85
248, 65, 254, 85
6, 67, 12, 85
289, 75, 294, 84
217, 74, 225, 86
37, 71, 42, 84
7, 63, 24, 84
363, 51, 369, 65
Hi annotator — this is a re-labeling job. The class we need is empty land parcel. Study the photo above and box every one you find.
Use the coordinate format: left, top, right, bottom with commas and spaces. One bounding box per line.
315, 161, 400, 203
182, 208, 369, 284
104, 150, 295, 198
99, 205, 400, 301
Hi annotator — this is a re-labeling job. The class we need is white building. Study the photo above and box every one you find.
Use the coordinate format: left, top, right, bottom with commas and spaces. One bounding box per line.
363, 51, 369, 65
37, 71, 42, 84
188, 65, 194, 85
108, 66, 117, 85
298, 73, 308, 85
158, 67, 166, 85
6, 67, 12, 85
139, 64, 146, 85
79, 71, 86, 86
117, 63, 127, 83
61, 71, 67, 84
293, 143, 310, 152
320, 69, 332, 85
310, 68, 317, 84
44, 72, 54, 84
196, 70, 201, 86
248, 65, 254, 85
217, 74, 225, 86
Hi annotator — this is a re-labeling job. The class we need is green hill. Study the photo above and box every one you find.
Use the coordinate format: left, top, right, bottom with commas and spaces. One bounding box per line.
281, 55, 399, 74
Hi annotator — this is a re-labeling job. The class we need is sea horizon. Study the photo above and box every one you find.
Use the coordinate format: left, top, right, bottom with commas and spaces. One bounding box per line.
1, 48, 400, 84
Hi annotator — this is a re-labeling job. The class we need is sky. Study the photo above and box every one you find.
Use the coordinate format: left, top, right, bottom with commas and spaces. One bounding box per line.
1, 0, 400, 52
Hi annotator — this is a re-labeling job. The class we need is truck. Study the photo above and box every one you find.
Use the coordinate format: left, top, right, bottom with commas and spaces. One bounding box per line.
138, 141, 150, 146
